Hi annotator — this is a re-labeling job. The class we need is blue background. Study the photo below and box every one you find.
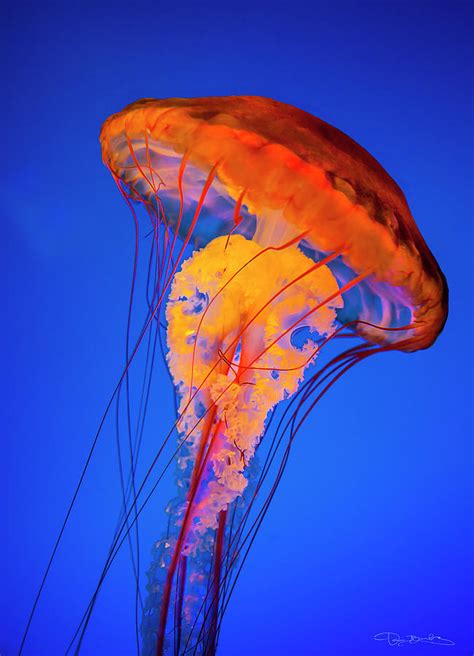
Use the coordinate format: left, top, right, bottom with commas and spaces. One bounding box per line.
2, 1, 473, 655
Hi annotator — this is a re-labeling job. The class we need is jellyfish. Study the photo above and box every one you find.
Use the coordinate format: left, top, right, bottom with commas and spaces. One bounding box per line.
98, 96, 448, 656
19, 96, 448, 655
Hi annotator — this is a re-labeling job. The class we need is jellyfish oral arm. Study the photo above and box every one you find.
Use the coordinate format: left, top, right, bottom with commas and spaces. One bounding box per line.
142, 233, 348, 654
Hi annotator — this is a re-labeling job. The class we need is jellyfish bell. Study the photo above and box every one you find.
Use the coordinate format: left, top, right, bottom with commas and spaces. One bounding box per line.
97, 96, 448, 655
101, 96, 447, 351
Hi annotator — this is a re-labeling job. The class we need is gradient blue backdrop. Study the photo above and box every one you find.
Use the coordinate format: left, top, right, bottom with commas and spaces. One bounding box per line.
2, 2, 473, 655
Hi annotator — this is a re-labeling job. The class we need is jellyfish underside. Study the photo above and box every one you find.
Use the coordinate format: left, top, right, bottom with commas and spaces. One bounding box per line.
142, 220, 343, 655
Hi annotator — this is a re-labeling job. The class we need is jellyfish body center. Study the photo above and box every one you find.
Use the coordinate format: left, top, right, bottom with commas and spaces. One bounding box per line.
166, 234, 342, 551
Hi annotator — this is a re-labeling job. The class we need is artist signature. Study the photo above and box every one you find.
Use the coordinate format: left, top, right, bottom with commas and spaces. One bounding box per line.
374, 632, 455, 646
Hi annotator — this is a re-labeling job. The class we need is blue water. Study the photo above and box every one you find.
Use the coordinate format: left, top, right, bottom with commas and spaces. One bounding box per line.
2, 2, 473, 655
